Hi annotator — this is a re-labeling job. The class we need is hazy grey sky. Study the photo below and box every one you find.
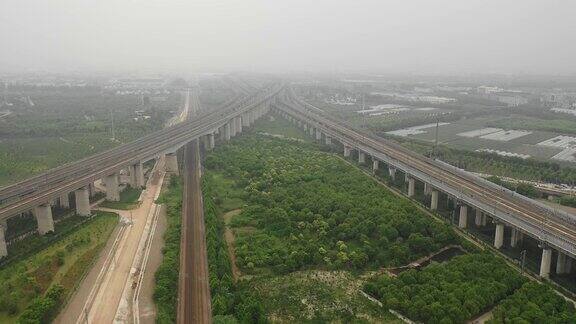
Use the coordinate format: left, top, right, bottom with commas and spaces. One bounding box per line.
1, 0, 575, 75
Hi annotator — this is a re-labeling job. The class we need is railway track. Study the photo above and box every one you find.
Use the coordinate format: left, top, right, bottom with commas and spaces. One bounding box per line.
278, 95, 576, 255
178, 139, 212, 323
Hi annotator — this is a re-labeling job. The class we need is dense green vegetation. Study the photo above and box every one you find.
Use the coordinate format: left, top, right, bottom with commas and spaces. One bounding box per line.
18, 285, 64, 324
199, 118, 463, 322
486, 176, 540, 198
99, 186, 143, 210
488, 281, 576, 323
0, 212, 118, 323
202, 118, 575, 323
203, 176, 267, 323
153, 176, 182, 324
364, 253, 526, 324
203, 177, 234, 316
559, 196, 576, 208
205, 135, 457, 274
0, 88, 179, 186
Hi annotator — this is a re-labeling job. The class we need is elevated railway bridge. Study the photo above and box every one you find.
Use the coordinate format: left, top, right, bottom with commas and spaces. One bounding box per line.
1, 80, 575, 297
0, 81, 282, 257
273, 89, 576, 279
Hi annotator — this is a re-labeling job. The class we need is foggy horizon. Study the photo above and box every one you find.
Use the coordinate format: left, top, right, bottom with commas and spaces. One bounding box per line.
2, 0, 576, 75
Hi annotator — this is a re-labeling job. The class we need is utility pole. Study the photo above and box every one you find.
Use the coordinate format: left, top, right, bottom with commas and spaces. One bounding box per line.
362, 92, 366, 129
432, 116, 440, 158
110, 109, 115, 141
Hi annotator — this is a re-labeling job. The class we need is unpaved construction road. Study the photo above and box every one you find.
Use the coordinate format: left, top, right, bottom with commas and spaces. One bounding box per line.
56, 159, 168, 324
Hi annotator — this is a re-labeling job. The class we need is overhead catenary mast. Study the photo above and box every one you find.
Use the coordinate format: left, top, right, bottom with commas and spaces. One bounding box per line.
110, 109, 115, 141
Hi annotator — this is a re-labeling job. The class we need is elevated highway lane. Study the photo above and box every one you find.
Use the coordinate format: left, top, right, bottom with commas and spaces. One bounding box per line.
0, 84, 283, 221
277, 94, 576, 259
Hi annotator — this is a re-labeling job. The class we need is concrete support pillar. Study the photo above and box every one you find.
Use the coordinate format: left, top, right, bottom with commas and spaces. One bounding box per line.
494, 223, 504, 249
344, 146, 351, 157
59, 193, 70, 209
557, 252, 567, 274
304, 124, 308, 132
358, 152, 366, 164
389, 167, 397, 181
242, 114, 250, 127
315, 129, 322, 140
202, 135, 210, 151
458, 205, 468, 228
134, 162, 145, 188
230, 119, 237, 137
481, 213, 488, 226
209, 133, 215, 150
236, 117, 243, 134
0, 225, 7, 258
224, 123, 231, 141
75, 187, 91, 217
34, 204, 54, 235
510, 228, 520, 248
128, 164, 138, 188
430, 190, 439, 210
88, 182, 96, 197
104, 174, 120, 202
325, 137, 332, 145
219, 126, 225, 141
475, 209, 482, 226
540, 248, 552, 278
407, 177, 415, 197
309, 127, 314, 137
372, 160, 379, 174
423, 183, 432, 196
165, 153, 179, 175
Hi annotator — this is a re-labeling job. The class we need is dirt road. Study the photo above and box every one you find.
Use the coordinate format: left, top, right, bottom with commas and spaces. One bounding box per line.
177, 140, 212, 323
56, 159, 167, 324
223, 209, 242, 282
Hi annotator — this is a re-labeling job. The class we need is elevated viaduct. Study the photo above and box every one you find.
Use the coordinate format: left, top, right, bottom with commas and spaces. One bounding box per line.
274, 88, 576, 279
2, 81, 576, 282
0, 82, 280, 256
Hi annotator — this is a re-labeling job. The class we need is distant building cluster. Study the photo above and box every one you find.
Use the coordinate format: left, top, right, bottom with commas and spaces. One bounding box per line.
371, 91, 457, 104
105, 78, 166, 90
540, 92, 576, 109
476, 85, 529, 107
133, 110, 152, 121
325, 94, 357, 105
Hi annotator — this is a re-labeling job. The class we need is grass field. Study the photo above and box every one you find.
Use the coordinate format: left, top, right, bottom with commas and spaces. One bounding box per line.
0, 212, 118, 323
